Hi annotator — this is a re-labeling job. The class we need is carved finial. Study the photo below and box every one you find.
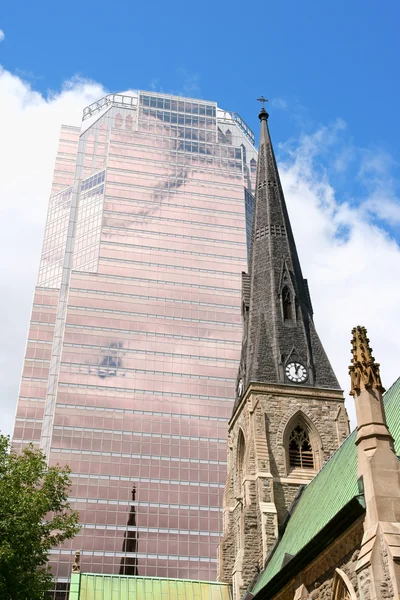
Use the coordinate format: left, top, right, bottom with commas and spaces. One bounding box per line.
257, 96, 268, 109
257, 96, 269, 120
349, 326, 385, 396
72, 549, 81, 573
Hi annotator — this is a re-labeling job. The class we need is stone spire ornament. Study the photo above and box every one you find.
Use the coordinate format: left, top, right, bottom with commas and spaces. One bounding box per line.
349, 325, 390, 448
349, 326, 400, 599
349, 325, 385, 396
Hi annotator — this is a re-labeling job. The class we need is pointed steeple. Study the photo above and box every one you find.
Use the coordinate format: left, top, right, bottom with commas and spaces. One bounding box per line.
234, 107, 340, 411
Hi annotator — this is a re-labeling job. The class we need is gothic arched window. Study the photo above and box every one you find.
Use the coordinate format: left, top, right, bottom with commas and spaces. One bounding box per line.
250, 158, 256, 172
283, 412, 322, 475
282, 286, 292, 321
288, 423, 314, 469
331, 568, 357, 600
115, 113, 123, 128
237, 429, 246, 493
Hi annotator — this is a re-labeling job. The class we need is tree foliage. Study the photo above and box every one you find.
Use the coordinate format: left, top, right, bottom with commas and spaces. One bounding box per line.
0, 435, 80, 600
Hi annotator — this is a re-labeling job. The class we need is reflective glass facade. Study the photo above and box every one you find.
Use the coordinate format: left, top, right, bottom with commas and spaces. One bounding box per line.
12, 91, 256, 587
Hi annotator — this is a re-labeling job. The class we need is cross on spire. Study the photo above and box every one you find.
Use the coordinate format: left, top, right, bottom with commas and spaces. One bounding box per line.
256, 96, 268, 109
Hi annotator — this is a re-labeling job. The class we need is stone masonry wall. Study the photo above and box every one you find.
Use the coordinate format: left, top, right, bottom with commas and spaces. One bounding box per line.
271, 518, 363, 600
218, 383, 349, 598
308, 548, 360, 600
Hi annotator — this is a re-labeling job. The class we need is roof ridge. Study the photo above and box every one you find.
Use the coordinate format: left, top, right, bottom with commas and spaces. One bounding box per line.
383, 375, 400, 397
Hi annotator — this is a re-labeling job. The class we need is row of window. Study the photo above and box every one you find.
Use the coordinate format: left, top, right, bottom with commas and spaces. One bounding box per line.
40, 249, 64, 268
71, 269, 240, 293
136, 123, 218, 149
69, 473, 225, 489
68, 304, 241, 329
62, 342, 238, 365
106, 150, 245, 192
74, 236, 100, 255
108, 152, 243, 175
110, 136, 245, 166
57, 382, 232, 401
107, 176, 242, 199
41, 236, 68, 257
25, 358, 49, 365
139, 108, 216, 128
51, 448, 227, 466
47, 198, 72, 223
69, 497, 222, 512
99, 255, 242, 278
50, 548, 217, 562
77, 188, 104, 212
102, 224, 246, 248
80, 524, 221, 537
104, 193, 243, 218
53, 425, 225, 445
48, 186, 73, 206
58, 139, 79, 149
41, 212, 69, 236
109, 156, 242, 182
60, 361, 235, 383
103, 208, 245, 232
47, 322, 242, 346
55, 403, 229, 423
56, 152, 76, 161
141, 103, 216, 123
80, 170, 105, 191
140, 95, 216, 116
37, 274, 61, 289
69, 287, 240, 311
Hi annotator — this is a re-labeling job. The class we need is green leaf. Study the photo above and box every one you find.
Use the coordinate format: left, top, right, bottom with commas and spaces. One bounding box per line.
0, 435, 80, 600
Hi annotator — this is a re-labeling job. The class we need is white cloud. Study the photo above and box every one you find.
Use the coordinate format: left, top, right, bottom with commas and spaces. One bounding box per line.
278, 124, 400, 426
0, 67, 106, 437
0, 30, 4, 42
270, 97, 288, 111
0, 67, 398, 438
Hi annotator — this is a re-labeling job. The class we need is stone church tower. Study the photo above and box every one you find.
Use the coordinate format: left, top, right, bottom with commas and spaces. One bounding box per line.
218, 106, 350, 599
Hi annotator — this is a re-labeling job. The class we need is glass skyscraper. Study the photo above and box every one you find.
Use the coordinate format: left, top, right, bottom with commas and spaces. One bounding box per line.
12, 91, 257, 587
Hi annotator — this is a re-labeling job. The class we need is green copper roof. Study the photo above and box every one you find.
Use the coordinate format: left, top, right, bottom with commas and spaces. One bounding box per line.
69, 573, 232, 600
252, 377, 400, 595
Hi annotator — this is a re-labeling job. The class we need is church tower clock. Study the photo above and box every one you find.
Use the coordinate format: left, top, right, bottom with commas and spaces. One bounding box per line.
218, 103, 350, 600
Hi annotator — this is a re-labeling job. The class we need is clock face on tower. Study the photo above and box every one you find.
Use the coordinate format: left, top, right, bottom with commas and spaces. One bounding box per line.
285, 362, 308, 383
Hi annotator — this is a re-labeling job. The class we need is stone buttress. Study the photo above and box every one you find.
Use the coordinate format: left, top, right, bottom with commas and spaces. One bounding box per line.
350, 326, 400, 600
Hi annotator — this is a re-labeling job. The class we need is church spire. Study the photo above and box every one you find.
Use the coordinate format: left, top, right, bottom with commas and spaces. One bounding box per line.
234, 105, 340, 412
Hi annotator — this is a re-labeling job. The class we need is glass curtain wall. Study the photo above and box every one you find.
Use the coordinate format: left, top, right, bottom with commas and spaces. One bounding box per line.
12, 91, 256, 589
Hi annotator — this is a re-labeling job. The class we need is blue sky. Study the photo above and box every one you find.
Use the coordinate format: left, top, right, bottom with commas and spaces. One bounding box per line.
2, 0, 400, 216
0, 0, 399, 434
1, 0, 399, 148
